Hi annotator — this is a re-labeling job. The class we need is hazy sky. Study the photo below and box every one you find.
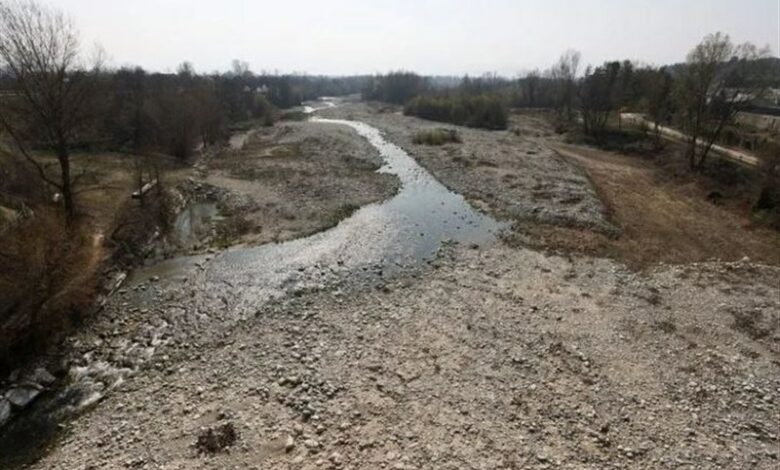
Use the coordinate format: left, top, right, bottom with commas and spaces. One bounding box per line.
52, 0, 780, 76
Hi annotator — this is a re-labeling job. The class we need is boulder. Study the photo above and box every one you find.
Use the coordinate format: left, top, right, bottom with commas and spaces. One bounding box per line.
29, 367, 56, 386
6, 385, 42, 408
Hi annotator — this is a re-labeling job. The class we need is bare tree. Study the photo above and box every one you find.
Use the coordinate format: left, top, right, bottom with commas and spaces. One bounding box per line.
578, 62, 621, 138
230, 59, 251, 78
550, 50, 581, 122
521, 69, 541, 107
642, 67, 673, 145
0, 0, 103, 220
675, 32, 770, 170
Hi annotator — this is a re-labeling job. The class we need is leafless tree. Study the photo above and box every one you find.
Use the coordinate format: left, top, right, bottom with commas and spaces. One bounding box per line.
230, 59, 251, 78
578, 62, 620, 138
642, 67, 673, 146
521, 69, 541, 107
550, 50, 581, 122
675, 32, 770, 170
0, 0, 103, 220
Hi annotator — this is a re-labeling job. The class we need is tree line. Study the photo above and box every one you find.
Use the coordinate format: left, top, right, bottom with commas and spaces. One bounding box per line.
364, 35, 777, 172
0, 0, 368, 220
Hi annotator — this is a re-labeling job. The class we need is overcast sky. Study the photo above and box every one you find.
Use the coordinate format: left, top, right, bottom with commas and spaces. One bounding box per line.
52, 0, 780, 76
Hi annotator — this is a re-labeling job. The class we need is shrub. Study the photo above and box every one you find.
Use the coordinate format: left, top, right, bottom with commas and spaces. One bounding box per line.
362, 72, 428, 105
412, 129, 462, 146
404, 94, 508, 130
0, 209, 98, 370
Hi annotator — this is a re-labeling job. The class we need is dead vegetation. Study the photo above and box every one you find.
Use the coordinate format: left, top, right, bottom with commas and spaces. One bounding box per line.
0, 209, 98, 369
412, 128, 461, 146
511, 140, 780, 269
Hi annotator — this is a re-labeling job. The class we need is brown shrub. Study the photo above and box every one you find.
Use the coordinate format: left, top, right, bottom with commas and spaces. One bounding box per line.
0, 209, 98, 369
109, 190, 173, 267
412, 128, 462, 146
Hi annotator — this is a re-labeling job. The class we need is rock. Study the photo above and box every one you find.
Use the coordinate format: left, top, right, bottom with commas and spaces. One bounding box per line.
30, 367, 56, 385
6, 386, 42, 408
285, 435, 296, 453
0, 398, 11, 426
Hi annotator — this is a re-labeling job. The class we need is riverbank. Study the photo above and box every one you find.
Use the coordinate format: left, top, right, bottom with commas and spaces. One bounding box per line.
29, 242, 780, 469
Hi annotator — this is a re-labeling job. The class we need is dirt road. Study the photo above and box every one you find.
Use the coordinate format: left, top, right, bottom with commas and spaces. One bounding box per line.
620, 113, 761, 167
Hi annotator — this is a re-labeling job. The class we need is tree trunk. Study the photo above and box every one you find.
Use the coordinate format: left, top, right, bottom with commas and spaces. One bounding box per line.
698, 115, 730, 169
653, 122, 661, 146
56, 148, 74, 221
688, 136, 698, 170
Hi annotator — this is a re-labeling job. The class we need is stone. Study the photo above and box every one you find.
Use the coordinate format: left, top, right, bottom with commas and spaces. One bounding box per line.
0, 398, 11, 426
6, 386, 41, 408
285, 435, 295, 453
30, 367, 56, 385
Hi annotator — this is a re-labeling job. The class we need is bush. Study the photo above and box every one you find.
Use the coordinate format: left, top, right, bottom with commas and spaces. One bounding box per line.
412, 128, 462, 146
362, 72, 428, 105
0, 210, 97, 370
404, 94, 508, 130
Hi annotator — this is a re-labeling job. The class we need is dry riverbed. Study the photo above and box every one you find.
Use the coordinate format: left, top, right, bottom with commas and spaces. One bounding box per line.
6, 101, 780, 469
28, 244, 780, 469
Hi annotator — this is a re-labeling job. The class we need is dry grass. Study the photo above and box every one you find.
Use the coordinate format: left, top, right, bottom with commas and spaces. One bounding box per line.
514, 143, 780, 270
412, 128, 462, 146
0, 209, 99, 369
0, 150, 141, 370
